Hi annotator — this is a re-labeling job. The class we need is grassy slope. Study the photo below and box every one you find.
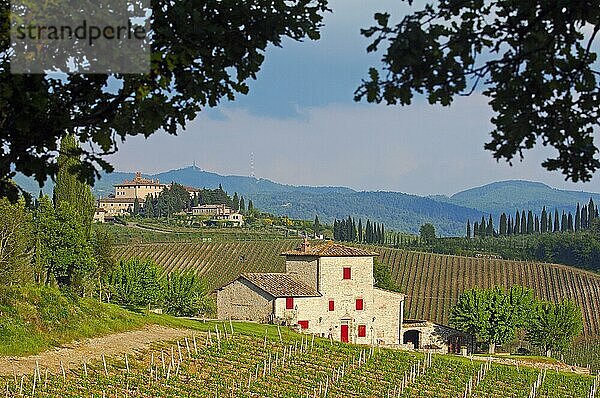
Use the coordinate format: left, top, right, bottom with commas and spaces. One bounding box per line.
0, 285, 210, 357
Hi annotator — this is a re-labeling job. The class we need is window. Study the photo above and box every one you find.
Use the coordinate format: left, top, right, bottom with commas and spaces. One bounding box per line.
328, 300, 335, 311
343, 267, 351, 280
355, 298, 364, 311
286, 297, 294, 310
358, 325, 366, 337
298, 320, 309, 329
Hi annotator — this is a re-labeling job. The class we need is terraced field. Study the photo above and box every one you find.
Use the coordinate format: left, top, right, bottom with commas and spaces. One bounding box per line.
114, 241, 600, 337
4, 321, 596, 398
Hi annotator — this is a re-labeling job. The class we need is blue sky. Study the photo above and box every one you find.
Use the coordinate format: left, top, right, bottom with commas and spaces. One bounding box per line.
108, 0, 600, 196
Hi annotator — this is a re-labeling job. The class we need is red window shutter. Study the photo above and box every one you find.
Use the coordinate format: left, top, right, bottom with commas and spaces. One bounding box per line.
358, 325, 366, 337
343, 267, 351, 280
298, 320, 309, 329
328, 300, 335, 311
356, 298, 364, 311
286, 297, 294, 309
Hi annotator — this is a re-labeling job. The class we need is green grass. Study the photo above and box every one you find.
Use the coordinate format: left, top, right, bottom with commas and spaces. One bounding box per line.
0, 284, 294, 357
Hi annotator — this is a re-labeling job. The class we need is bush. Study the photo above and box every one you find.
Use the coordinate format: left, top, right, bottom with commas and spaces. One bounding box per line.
164, 272, 214, 317
107, 259, 164, 307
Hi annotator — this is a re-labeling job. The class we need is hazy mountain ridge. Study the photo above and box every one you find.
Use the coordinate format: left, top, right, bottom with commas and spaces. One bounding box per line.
15, 168, 600, 236
436, 180, 600, 217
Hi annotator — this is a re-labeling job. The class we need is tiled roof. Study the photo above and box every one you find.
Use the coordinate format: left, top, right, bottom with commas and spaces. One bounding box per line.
281, 241, 378, 257
241, 273, 320, 297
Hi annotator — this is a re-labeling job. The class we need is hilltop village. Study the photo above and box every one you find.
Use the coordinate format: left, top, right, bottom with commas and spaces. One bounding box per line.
95, 172, 244, 226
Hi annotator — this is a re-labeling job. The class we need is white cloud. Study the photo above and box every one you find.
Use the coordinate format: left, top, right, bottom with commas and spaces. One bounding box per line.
107, 96, 600, 196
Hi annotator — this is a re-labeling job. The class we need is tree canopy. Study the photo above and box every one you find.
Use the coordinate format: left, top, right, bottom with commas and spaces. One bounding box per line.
357, 1, 600, 182
0, 1, 329, 200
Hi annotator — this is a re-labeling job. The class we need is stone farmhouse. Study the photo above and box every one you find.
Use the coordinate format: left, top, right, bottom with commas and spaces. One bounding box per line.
217, 240, 405, 346
217, 240, 472, 352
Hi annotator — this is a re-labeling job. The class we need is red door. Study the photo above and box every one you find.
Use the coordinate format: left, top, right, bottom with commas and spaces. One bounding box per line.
341, 324, 349, 343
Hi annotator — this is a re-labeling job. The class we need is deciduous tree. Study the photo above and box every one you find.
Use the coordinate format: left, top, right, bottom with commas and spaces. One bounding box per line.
357, 1, 600, 182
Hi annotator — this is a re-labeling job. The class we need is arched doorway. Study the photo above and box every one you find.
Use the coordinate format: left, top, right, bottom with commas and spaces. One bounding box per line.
403, 330, 420, 349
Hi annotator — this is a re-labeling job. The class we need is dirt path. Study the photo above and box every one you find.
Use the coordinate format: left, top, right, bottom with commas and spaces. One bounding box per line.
0, 325, 193, 376
474, 355, 591, 375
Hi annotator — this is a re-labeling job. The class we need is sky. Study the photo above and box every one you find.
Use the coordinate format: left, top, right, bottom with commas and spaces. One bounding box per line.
108, 0, 600, 197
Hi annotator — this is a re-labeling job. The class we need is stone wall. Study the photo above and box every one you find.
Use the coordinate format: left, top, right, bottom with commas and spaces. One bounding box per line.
280, 256, 379, 345
402, 321, 472, 353
285, 256, 318, 290
372, 288, 404, 345
216, 278, 274, 322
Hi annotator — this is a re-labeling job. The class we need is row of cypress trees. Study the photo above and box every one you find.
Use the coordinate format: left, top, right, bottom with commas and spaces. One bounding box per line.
333, 216, 385, 244
466, 198, 599, 238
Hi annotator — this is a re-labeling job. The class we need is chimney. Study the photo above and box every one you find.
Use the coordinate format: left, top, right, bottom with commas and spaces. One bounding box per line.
300, 237, 310, 253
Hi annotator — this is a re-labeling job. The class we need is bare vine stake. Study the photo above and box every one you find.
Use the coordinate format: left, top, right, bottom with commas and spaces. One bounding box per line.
177, 341, 183, 362
19, 375, 23, 395
44, 369, 48, 390
184, 338, 191, 357
229, 319, 234, 335
102, 354, 108, 377
5, 381, 9, 398
193, 333, 198, 354
125, 353, 129, 374
171, 346, 175, 369
60, 361, 65, 382
83, 356, 88, 377
161, 350, 166, 375
35, 361, 41, 383
31, 372, 36, 396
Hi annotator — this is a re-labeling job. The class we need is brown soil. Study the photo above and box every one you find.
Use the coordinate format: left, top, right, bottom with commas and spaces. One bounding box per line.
0, 325, 192, 376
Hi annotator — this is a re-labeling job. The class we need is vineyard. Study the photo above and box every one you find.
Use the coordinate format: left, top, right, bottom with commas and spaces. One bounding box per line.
373, 247, 600, 338
114, 241, 600, 338
3, 321, 597, 398
113, 240, 298, 289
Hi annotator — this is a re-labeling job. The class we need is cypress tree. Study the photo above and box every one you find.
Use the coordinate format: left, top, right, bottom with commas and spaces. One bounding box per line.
248, 200, 254, 215
473, 222, 478, 238
466, 220, 471, 238
514, 211, 520, 235
133, 197, 140, 216
381, 224, 385, 244
486, 215, 494, 236
54, 133, 95, 237
541, 207, 548, 232
232, 192, 239, 211
239, 196, 245, 214
520, 210, 526, 234
575, 203, 581, 231
581, 205, 588, 230
568, 212, 574, 232
548, 212, 552, 233
365, 220, 371, 243
358, 219, 363, 242
588, 198, 596, 226
527, 210, 534, 234
145, 194, 155, 218
534, 215, 539, 233
507, 216, 512, 236
554, 209, 560, 232
313, 215, 320, 236
499, 213, 507, 236
561, 211, 568, 232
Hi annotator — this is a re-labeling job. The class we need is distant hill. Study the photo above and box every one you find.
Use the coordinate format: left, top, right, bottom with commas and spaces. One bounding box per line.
18, 168, 600, 236
435, 180, 600, 217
